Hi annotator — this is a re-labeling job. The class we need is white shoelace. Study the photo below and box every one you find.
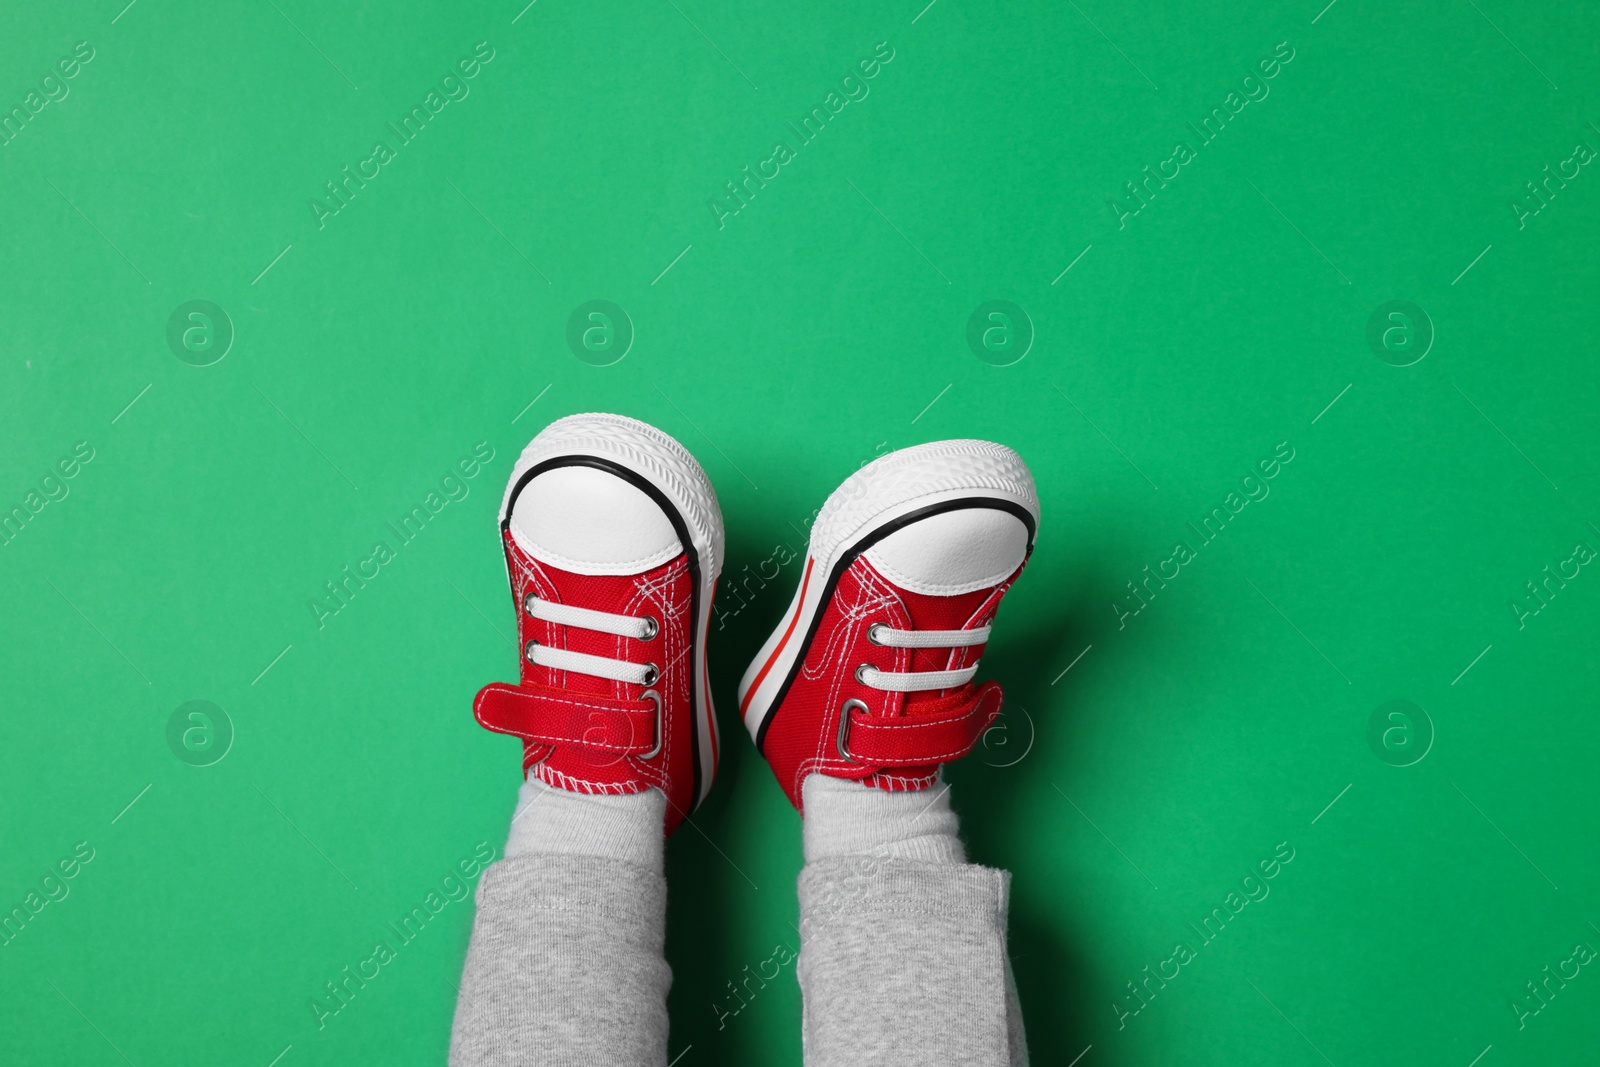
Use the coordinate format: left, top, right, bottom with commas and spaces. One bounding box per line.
857, 623, 991, 693
523, 595, 659, 686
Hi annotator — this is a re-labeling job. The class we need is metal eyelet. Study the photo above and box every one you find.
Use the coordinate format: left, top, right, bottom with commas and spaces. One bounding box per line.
523, 638, 539, 663
867, 624, 887, 645
854, 663, 873, 684
641, 662, 660, 686
639, 690, 664, 760
522, 591, 538, 616
639, 615, 659, 641
837, 699, 869, 762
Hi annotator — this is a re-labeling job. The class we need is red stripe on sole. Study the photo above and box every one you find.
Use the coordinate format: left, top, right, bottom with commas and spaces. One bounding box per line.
739, 556, 816, 716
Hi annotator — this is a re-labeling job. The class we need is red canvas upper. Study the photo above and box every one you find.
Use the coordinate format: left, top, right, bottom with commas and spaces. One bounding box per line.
755, 554, 1021, 811
474, 528, 705, 834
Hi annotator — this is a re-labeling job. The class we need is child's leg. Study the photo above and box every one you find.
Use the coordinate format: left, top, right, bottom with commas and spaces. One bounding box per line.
795, 774, 1027, 1067
450, 783, 670, 1067
452, 414, 727, 1066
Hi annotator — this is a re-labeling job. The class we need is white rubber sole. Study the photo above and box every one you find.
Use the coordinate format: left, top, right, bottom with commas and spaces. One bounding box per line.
501, 412, 725, 807
737, 439, 1039, 747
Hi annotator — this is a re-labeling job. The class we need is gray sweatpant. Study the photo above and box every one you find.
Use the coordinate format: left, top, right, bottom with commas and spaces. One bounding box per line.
449, 851, 1026, 1066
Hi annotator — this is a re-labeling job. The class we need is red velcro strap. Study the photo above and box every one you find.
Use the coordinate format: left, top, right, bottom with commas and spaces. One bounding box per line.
842, 682, 1004, 767
473, 683, 658, 755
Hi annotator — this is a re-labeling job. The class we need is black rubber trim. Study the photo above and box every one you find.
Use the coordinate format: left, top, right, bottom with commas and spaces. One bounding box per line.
754, 496, 1036, 753
503, 455, 705, 812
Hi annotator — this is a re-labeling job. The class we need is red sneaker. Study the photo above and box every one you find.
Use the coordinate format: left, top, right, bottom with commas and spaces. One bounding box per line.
739, 440, 1038, 810
473, 414, 724, 835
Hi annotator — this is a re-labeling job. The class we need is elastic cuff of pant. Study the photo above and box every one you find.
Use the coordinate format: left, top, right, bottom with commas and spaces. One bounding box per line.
477, 853, 668, 943
798, 855, 1010, 921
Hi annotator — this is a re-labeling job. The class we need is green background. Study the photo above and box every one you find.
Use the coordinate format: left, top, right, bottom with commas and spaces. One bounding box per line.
3, 0, 1597, 1064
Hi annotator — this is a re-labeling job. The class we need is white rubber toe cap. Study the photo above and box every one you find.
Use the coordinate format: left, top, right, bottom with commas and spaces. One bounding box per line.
509, 465, 682, 576
863, 507, 1030, 596
808, 439, 1038, 567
